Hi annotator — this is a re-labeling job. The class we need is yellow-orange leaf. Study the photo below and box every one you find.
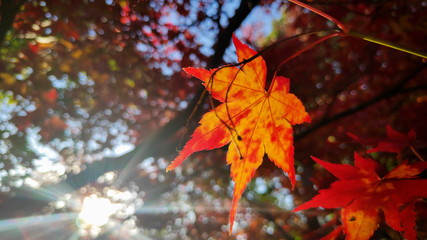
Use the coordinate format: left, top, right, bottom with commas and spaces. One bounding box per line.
167, 35, 310, 233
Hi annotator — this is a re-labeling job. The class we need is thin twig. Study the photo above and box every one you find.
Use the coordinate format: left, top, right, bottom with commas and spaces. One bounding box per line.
288, 0, 348, 33
269, 32, 343, 91
410, 146, 425, 162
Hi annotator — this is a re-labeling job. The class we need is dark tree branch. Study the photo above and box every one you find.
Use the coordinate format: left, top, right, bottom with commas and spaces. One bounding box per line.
209, 0, 260, 68
295, 62, 426, 141
401, 84, 427, 93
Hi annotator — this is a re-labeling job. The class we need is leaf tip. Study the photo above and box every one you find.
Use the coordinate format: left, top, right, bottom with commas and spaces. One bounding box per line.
165, 165, 173, 172
182, 67, 194, 75
166, 157, 183, 172
310, 155, 321, 163
304, 114, 312, 123
229, 215, 235, 235
232, 33, 244, 51
292, 206, 301, 213
229, 189, 242, 235
232, 32, 238, 43
346, 132, 358, 140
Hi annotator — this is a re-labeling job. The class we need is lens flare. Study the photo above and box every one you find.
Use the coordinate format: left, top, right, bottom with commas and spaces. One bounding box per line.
78, 194, 115, 227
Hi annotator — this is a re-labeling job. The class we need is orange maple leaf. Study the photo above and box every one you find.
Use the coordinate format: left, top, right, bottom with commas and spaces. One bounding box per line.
167, 35, 311, 232
294, 153, 427, 240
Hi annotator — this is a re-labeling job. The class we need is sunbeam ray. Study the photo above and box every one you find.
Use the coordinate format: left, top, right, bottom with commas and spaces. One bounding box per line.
11, 182, 77, 208
0, 213, 78, 232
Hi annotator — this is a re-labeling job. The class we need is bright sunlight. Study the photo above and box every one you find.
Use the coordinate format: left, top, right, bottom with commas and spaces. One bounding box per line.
78, 194, 116, 227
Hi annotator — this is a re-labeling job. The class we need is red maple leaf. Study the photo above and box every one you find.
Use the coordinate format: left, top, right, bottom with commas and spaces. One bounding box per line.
294, 153, 427, 240
167, 35, 310, 232
368, 125, 417, 154
348, 125, 418, 154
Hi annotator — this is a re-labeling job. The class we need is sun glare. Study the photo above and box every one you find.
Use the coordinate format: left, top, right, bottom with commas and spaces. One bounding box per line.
78, 194, 115, 227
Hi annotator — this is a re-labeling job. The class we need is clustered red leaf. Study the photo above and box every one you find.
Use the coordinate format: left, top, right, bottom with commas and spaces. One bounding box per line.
167, 35, 310, 232
348, 125, 418, 155
294, 153, 427, 240
368, 125, 416, 154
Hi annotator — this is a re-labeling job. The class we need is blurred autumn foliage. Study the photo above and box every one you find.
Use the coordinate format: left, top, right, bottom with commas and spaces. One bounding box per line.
0, 0, 426, 239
